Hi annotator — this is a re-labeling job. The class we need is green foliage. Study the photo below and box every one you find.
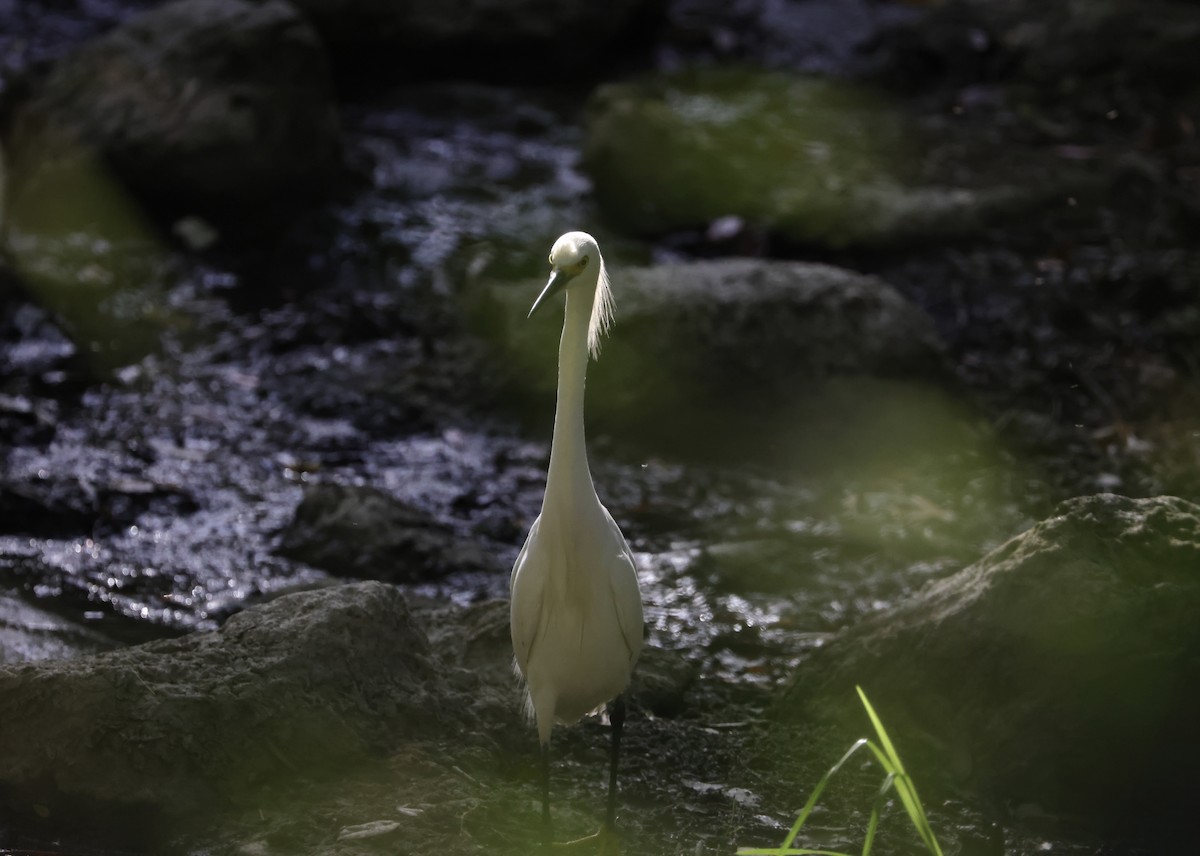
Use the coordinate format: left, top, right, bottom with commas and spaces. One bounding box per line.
736, 687, 943, 856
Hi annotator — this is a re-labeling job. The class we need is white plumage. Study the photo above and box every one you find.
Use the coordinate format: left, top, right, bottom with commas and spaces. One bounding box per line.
510, 231, 644, 844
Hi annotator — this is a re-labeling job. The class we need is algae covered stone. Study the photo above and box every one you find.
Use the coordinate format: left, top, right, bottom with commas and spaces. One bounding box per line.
475, 258, 957, 458
779, 493, 1200, 832
584, 68, 1053, 249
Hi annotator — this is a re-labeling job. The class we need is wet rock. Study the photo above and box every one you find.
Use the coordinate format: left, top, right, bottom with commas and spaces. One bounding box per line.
416, 598, 528, 748
631, 645, 698, 718
0, 392, 58, 448
0, 295, 77, 385
1014, 0, 1200, 90
781, 494, 1200, 834
1, 229, 182, 373
278, 482, 494, 582
875, 0, 1200, 99
660, 0, 914, 76
0, 582, 445, 822
897, 0, 1200, 90
427, 597, 510, 672
0, 0, 163, 82
870, 0, 1012, 89
0, 467, 197, 539
3, 0, 341, 232
287, 0, 658, 77
0, 588, 115, 663
583, 68, 1073, 249
0, 535, 219, 645
477, 258, 956, 459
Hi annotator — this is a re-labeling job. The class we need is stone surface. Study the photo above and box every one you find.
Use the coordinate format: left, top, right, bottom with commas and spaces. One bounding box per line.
781, 494, 1200, 832
0, 582, 442, 817
277, 482, 494, 581
929, 0, 1200, 87
476, 258, 955, 457
3, 0, 341, 231
583, 68, 1075, 248
874, 0, 1200, 95
0, 580, 703, 854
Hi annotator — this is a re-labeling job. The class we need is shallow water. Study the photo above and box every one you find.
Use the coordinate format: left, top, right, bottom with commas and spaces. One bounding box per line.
3, 3, 1197, 853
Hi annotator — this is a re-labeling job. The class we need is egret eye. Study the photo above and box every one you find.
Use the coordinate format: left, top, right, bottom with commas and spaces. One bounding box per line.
580, 256, 589, 268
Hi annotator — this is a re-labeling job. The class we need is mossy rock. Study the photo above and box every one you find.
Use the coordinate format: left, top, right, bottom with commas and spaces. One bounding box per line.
778, 493, 1200, 835
473, 258, 968, 462
583, 68, 1071, 249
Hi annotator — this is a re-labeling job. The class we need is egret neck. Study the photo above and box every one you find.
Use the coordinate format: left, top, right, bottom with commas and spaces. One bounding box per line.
543, 268, 600, 521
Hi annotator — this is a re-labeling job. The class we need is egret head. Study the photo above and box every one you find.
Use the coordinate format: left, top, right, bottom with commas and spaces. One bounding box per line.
529, 231, 613, 358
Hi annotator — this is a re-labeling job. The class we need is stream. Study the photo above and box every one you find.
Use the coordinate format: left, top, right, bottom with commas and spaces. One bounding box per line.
3, 1, 1200, 855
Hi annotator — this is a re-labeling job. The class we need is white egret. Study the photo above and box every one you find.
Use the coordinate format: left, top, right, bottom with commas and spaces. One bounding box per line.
510, 231, 645, 848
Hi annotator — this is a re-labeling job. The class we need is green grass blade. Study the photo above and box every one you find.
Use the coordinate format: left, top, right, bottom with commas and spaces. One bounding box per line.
738, 838, 858, 856
862, 739, 896, 775
737, 738, 878, 856
736, 689, 944, 856
898, 775, 943, 856
855, 687, 944, 856
856, 686, 905, 775
774, 738, 874, 850
860, 771, 897, 856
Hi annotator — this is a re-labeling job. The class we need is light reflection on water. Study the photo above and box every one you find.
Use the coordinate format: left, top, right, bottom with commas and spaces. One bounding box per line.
1, 397, 1032, 680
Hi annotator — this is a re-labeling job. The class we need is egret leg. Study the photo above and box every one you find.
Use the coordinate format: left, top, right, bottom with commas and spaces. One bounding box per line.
541, 741, 553, 845
605, 695, 627, 829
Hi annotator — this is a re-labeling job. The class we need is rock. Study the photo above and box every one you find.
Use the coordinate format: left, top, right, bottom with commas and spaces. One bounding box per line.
415, 598, 528, 750
0, 468, 197, 539
0, 582, 444, 821
2, 0, 341, 232
630, 645, 698, 718
959, 0, 1200, 87
583, 68, 1073, 249
286, 0, 658, 77
337, 819, 402, 841
870, 0, 1012, 89
476, 258, 957, 459
1014, 0, 1200, 89
0, 588, 115, 663
0, 392, 58, 450
876, 0, 1200, 94
659, 0, 909, 76
780, 494, 1200, 833
277, 482, 494, 581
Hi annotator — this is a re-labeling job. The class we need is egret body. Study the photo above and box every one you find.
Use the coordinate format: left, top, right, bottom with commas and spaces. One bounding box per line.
510, 231, 644, 845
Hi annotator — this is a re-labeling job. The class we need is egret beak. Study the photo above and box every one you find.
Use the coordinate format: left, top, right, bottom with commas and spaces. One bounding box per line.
528, 269, 572, 319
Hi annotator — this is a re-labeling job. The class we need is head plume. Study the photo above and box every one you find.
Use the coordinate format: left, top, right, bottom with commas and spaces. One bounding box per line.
548, 231, 614, 360
587, 255, 614, 360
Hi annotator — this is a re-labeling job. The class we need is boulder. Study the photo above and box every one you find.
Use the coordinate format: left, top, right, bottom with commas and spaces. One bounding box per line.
0, 582, 444, 820
0, 580, 700, 853
2, 0, 341, 232
780, 494, 1200, 833
476, 258, 958, 460
277, 482, 494, 581
583, 68, 1076, 249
